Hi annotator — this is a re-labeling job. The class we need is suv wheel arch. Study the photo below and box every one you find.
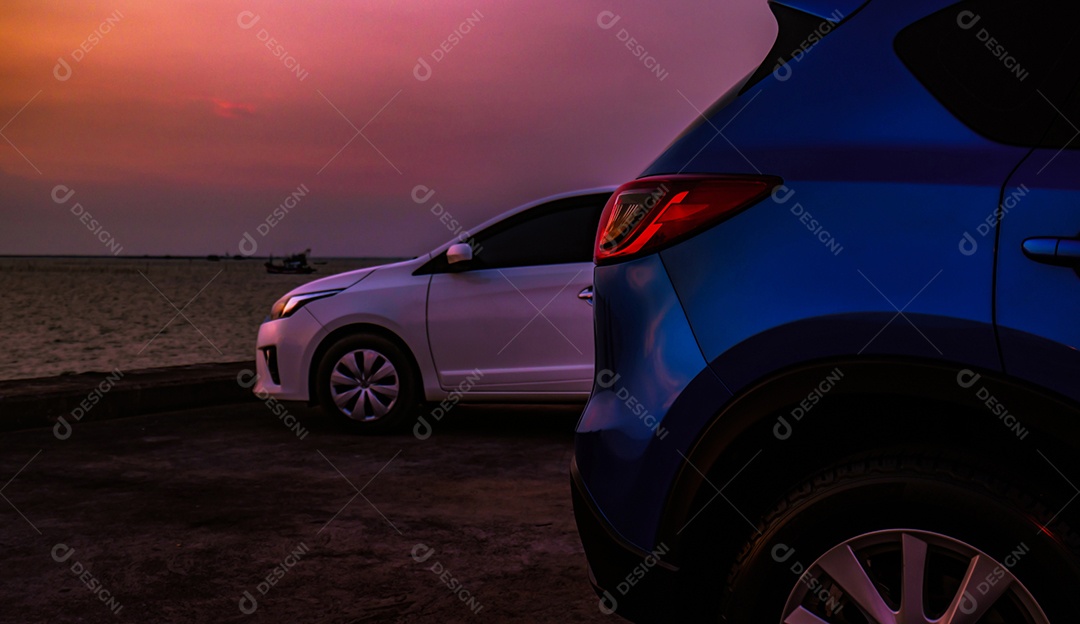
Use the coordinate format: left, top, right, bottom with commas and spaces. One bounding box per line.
659, 357, 1080, 570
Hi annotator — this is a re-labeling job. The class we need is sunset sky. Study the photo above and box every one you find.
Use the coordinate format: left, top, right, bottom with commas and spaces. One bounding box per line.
1, 1, 775, 257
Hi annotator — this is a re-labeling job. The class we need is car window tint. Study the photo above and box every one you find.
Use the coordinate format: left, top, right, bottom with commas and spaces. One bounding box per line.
740, 3, 850, 96
472, 195, 608, 269
894, 0, 1080, 148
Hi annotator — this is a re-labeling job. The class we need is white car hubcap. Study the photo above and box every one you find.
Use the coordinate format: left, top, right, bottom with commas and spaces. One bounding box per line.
329, 349, 400, 421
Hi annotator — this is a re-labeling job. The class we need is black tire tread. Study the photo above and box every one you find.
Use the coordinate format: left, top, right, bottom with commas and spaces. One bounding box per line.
723, 453, 1080, 613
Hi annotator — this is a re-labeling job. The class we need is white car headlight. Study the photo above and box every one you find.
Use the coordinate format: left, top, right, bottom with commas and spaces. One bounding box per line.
270, 289, 343, 320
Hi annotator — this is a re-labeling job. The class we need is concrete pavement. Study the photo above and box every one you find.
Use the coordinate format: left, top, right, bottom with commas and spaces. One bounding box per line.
0, 401, 606, 623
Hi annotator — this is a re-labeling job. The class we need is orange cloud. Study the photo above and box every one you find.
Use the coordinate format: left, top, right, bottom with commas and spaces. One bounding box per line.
211, 98, 257, 119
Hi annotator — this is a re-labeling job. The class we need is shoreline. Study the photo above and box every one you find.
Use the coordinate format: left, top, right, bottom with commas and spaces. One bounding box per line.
0, 361, 258, 433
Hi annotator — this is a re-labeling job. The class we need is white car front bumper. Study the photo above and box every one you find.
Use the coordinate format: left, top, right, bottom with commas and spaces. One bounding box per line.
253, 307, 325, 402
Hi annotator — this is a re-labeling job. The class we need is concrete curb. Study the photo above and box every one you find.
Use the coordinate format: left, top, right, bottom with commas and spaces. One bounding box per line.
0, 362, 258, 433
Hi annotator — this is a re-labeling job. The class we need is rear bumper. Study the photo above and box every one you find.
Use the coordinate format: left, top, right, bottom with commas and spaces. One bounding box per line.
570, 458, 710, 622
571, 255, 731, 621
573, 256, 732, 548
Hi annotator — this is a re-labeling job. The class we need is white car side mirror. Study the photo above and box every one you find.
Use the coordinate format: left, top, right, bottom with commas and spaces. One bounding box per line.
446, 243, 474, 265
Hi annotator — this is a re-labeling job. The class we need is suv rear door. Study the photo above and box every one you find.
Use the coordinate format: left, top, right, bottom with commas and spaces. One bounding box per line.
996, 87, 1080, 404
897, 0, 1080, 402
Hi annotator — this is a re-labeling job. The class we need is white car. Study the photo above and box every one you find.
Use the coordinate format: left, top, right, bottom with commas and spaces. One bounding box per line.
254, 188, 614, 432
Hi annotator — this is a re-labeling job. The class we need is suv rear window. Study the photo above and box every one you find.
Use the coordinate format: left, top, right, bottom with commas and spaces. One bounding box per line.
895, 0, 1080, 148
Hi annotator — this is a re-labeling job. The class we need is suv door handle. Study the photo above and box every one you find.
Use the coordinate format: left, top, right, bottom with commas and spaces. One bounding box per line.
1022, 237, 1080, 266
578, 286, 594, 305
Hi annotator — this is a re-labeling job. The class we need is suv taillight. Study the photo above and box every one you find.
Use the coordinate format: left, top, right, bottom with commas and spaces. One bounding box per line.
594, 174, 781, 264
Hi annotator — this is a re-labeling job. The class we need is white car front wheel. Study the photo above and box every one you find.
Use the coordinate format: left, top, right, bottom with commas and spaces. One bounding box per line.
317, 334, 419, 433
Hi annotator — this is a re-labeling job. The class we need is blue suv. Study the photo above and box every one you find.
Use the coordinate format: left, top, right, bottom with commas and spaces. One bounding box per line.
572, 0, 1080, 621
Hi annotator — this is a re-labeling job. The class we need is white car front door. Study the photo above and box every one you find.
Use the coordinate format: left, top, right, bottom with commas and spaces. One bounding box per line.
426, 194, 608, 393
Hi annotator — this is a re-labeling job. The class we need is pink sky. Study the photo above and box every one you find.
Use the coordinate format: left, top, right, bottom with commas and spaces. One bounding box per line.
0, 0, 775, 257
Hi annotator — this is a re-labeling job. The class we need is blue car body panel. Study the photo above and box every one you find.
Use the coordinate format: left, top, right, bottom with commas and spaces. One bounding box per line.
774, 0, 871, 21
573, 1, 1080, 618
997, 148, 1080, 405
648, 0, 1026, 184
661, 181, 1003, 391
576, 255, 731, 549
575, 0, 1034, 551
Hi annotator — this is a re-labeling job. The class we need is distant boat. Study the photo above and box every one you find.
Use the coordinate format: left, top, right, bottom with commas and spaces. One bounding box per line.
265, 249, 317, 274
